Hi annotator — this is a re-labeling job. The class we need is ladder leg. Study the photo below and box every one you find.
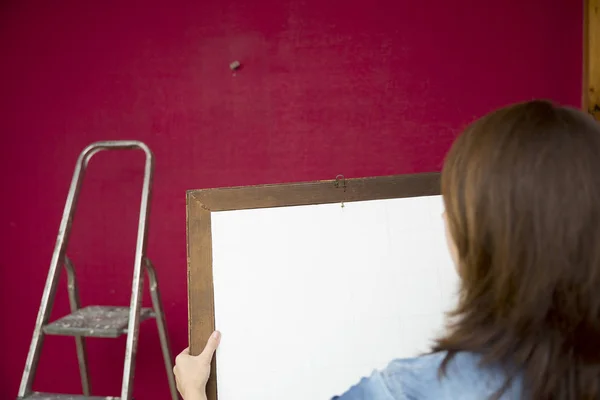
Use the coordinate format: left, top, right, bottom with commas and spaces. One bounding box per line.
121, 265, 144, 400
145, 258, 179, 400
18, 262, 62, 397
119, 141, 154, 400
64, 257, 91, 396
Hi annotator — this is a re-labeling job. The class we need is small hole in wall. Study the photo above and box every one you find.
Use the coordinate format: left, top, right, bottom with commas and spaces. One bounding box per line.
230, 60, 242, 75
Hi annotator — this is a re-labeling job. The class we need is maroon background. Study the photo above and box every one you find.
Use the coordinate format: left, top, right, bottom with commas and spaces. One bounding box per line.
0, 0, 582, 398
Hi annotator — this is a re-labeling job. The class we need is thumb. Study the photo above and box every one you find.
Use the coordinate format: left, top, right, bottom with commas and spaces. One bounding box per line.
199, 331, 221, 363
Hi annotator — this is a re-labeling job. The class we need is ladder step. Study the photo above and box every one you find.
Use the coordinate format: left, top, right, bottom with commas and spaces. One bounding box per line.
43, 306, 155, 338
19, 393, 119, 399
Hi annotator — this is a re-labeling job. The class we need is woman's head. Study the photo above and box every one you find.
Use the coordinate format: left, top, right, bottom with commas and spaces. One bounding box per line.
436, 100, 600, 399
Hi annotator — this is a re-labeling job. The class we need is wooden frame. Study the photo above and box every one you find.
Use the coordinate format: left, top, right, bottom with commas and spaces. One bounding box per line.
185, 172, 440, 399
584, 0, 599, 119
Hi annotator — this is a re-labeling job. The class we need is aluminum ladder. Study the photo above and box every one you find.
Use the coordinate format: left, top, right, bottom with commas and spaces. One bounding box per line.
17, 141, 178, 400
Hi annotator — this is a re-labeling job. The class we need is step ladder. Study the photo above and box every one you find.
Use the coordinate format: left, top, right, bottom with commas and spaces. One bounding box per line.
17, 141, 179, 400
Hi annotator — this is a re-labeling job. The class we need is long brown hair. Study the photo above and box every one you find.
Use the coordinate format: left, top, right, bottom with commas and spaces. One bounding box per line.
435, 100, 600, 399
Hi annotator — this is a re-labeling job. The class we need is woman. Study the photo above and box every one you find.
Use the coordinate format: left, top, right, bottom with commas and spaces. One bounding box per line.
174, 100, 600, 399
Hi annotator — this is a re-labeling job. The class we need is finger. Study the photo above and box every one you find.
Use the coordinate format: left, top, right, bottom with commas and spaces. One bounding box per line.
199, 331, 221, 362
175, 347, 190, 364
175, 371, 181, 392
178, 347, 190, 357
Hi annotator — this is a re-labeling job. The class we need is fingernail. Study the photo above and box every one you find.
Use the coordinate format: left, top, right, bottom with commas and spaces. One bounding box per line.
212, 331, 221, 339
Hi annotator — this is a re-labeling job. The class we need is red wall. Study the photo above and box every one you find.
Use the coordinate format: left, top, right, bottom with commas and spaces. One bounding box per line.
0, 0, 582, 398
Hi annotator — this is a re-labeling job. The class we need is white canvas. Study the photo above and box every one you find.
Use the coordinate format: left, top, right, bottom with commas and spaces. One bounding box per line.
210, 195, 459, 400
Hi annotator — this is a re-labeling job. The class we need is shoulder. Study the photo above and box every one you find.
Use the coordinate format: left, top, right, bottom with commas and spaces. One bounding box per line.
384, 351, 518, 398
334, 352, 521, 400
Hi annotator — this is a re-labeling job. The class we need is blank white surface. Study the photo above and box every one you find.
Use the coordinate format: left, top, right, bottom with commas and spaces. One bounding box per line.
211, 195, 459, 400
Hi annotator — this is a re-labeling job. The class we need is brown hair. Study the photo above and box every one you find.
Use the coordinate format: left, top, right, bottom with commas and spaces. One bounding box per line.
435, 100, 600, 399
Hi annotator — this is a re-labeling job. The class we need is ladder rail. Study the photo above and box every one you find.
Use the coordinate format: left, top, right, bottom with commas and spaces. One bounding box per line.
19, 141, 154, 398
120, 142, 154, 400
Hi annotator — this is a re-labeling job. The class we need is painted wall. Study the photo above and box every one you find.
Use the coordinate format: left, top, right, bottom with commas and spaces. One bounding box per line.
0, 0, 582, 397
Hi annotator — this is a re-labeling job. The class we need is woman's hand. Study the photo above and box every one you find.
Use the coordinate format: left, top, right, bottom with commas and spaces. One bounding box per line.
174, 331, 221, 400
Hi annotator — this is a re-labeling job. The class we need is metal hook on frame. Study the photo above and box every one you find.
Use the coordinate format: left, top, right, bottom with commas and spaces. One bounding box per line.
334, 174, 347, 208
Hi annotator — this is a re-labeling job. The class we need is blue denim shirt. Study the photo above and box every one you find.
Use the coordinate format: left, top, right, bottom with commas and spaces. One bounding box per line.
333, 351, 521, 399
